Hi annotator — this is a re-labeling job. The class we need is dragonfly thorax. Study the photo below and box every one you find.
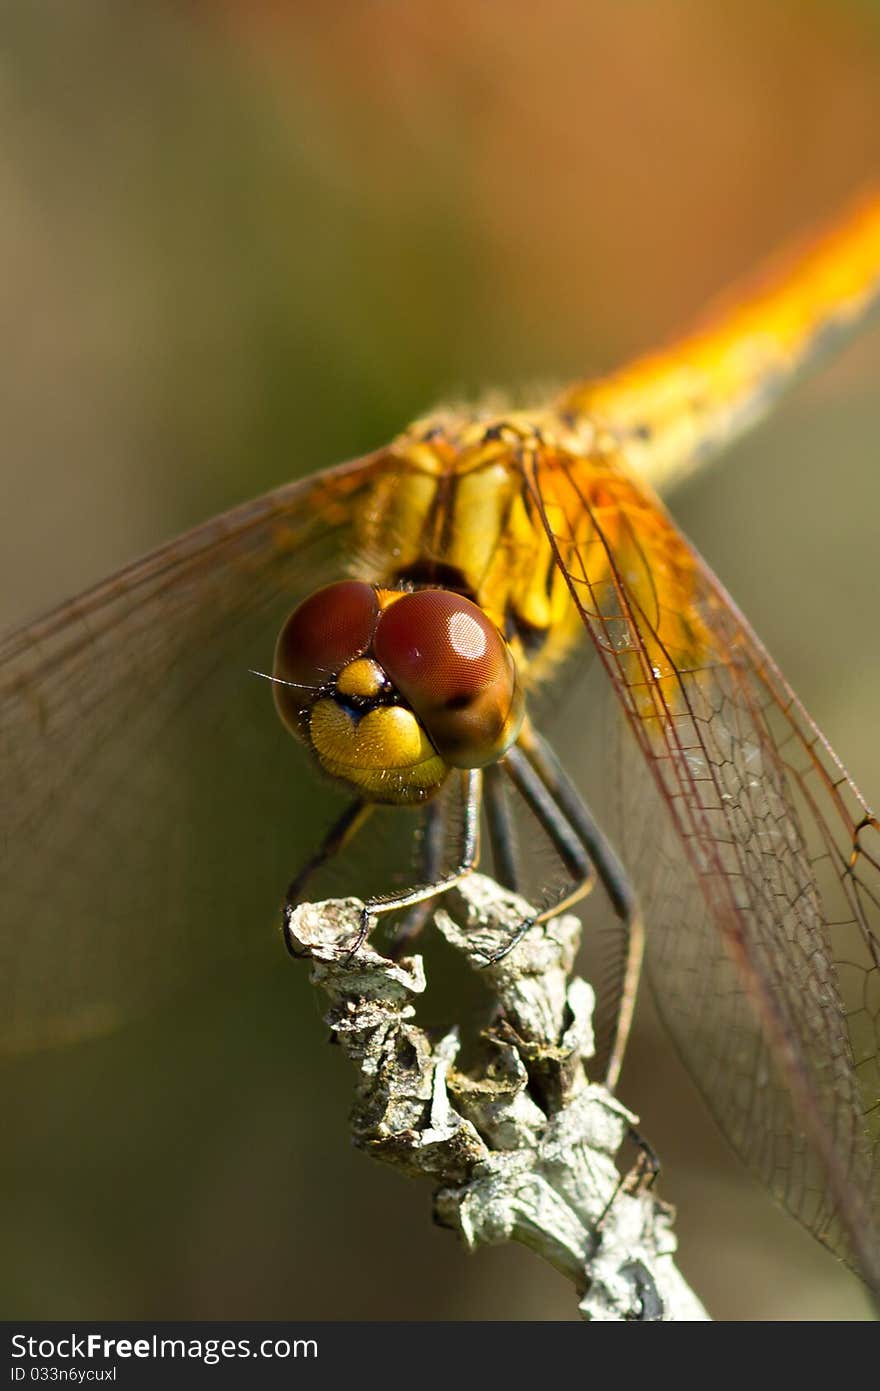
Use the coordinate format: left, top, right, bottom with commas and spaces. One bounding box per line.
273, 580, 525, 804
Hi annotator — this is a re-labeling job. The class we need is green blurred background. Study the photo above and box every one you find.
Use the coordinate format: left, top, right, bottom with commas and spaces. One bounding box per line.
1, 0, 879, 1320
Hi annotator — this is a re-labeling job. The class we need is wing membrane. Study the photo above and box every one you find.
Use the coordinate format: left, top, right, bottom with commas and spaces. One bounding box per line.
529, 447, 880, 1289
0, 450, 394, 1052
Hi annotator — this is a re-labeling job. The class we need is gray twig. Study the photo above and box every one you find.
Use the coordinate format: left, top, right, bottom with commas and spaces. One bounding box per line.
288, 872, 709, 1321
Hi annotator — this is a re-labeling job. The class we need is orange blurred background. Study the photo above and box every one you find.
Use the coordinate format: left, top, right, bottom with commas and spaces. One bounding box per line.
1, 0, 879, 1320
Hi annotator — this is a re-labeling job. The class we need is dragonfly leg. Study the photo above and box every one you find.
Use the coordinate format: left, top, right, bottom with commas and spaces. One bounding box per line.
506, 727, 645, 1092
626, 1127, 662, 1191
594, 1128, 663, 1236
282, 799, 373, 957
349, 768, 482, 958
481, 742, 596, 965
386, 797, 448, 958
484, 763, 520, 893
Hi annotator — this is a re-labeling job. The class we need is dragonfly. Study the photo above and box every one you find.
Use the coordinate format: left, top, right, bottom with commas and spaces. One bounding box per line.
2, 191, 879, 1301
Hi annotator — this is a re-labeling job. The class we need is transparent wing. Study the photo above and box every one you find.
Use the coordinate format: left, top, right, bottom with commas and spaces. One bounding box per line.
0, 450, 395, 1052
529, 448, 880, 1290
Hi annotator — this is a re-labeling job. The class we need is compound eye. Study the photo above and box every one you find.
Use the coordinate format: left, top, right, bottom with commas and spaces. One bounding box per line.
273, 580, 379, 734
374, 589, 523, 768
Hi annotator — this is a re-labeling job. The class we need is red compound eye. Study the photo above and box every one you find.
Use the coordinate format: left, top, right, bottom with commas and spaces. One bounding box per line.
374, 589, 523, 767
273, 581, 379, 734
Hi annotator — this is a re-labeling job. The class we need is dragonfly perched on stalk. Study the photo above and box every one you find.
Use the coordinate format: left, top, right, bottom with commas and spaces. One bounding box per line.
2, 191, 879, 1300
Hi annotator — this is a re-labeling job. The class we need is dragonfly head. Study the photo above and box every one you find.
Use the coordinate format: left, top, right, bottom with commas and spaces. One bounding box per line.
273, 580, 525, 804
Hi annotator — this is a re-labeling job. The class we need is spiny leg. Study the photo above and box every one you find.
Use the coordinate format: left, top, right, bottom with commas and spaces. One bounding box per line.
503, 743, 596, 906
518, 725, 645, 1092
387, 796, 448, 958
489, 742, 596, 962
347, 768, 483, 958
282, 798, 373, 957
484, 763, 520, 893
387, 764, 521, 959
595, 1129, 663, 1234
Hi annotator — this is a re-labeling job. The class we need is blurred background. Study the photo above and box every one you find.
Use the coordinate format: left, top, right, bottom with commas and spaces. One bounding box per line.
2, 0, 880, 1320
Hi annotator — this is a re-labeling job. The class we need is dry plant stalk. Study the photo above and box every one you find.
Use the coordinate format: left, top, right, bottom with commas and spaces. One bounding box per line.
288, 873, 708, 1321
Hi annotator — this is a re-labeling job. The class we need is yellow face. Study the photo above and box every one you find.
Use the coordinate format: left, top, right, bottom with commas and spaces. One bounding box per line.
273, 579, 524, 804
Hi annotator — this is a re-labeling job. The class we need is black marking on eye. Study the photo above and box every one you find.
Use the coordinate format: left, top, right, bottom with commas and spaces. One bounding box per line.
445, 693, 473, 711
